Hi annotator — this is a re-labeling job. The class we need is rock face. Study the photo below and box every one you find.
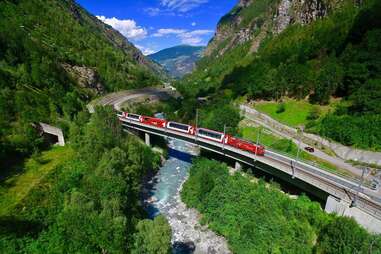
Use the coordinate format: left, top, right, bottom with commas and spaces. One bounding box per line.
62, 64, 104, 95
205, 0, 340, 58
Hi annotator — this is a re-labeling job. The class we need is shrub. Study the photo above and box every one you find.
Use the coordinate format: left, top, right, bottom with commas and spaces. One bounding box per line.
307, 106, 321, 120
276, 102, 286, 113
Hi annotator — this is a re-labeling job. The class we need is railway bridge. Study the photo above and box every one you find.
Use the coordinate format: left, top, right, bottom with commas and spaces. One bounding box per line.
117, 113, 381, 233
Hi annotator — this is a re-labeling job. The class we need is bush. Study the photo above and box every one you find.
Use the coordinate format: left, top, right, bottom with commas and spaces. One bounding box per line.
319, 114, 381, 150
316, 216, 380, 254
132, 216, 172, 254
276, 102, 286, 113
307, 106, 321, 120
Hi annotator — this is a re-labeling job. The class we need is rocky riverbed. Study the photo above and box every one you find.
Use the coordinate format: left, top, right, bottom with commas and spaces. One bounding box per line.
142, 139, 231, 254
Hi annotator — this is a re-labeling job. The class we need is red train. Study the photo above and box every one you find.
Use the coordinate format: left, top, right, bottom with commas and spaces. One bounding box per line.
121, 112, 265, 156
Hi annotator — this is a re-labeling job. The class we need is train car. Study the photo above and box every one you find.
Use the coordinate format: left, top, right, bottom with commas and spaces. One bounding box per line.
124, 112, 143, 122
141, 115, 167, 128
197, 128, 225, 143
225, 135, 265, 156
166, 121, 195, 135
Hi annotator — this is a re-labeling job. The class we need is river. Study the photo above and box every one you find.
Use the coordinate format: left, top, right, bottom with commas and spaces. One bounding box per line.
142, 138, 231, 254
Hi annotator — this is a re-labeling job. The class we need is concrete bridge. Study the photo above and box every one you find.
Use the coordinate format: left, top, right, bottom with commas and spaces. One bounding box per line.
118, 113, 381, 233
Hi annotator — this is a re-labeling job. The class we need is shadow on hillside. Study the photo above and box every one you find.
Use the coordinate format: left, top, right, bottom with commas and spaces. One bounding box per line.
0, 216, 44, 237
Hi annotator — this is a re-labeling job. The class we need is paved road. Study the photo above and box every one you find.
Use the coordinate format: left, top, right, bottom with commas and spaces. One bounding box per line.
240, 106, 369, 179
87, 87, 178, 113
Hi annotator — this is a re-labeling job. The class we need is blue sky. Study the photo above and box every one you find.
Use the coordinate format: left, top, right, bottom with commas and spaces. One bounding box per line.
76, 0, 236, 55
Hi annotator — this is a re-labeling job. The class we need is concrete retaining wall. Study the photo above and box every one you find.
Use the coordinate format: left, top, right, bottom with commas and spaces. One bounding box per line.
325, 195, 381, 233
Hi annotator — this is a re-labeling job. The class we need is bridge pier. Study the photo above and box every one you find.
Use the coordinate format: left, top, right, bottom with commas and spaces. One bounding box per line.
121, 120, 381, 234
325, 195, 381, 233
235, 161, 242, 171
145, 133, 150, 146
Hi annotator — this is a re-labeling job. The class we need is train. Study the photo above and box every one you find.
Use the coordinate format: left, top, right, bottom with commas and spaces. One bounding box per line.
121, 112, 265, 156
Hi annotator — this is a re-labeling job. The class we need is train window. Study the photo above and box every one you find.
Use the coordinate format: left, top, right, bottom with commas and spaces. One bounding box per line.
127, 113, 140, 119
168, 122, 189, 131
198, 129, 222, 140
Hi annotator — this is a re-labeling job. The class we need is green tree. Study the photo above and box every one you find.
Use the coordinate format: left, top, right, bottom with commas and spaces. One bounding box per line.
132, 216, 172, 254
350, 79, 381, 114
201, 103, 241, 134
75, 106, 122, 167
316, 216, 376, 254
276, 102, 286, 113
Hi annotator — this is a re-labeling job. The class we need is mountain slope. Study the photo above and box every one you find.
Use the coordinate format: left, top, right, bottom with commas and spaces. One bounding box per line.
0, 0, 162, 161
148, 45, 204, 78
177, 0, 381, 151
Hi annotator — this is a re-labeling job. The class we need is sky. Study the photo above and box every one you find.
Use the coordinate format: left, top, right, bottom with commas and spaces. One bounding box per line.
76, 0, 237, 55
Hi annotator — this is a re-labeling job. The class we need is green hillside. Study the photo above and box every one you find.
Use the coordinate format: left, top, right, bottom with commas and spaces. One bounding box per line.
177, 0, 381, 151
0, 0, 162, 163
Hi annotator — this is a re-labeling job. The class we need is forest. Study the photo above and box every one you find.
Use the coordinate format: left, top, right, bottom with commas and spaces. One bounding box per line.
0, 0, 160, 166
0, 106, 171, 254
181, 158, 381, 254
176, 0, 381, 151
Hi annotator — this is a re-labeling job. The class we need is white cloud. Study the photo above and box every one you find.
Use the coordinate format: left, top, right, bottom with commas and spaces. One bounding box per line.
191, 22, 196, 26
152, 28, 213, 46
97, 16, 147, 41
152, 28, 187, 37
160, 0, 208, 12
178, 29, 213, 45
135, 44, 156, 55
145, 7, 161, 16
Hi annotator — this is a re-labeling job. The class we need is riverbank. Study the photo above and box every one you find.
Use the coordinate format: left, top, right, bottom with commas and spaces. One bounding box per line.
181, 158, 381, 253
141, 139, 231, 253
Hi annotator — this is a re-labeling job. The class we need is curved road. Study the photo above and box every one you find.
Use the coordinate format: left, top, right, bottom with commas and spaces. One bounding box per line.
90, 90, 375, 182
87, 87, 179, 113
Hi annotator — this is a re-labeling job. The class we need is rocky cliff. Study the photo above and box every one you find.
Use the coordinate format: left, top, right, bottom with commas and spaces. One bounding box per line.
205, 0, 341, 57
178, 0, 381, 152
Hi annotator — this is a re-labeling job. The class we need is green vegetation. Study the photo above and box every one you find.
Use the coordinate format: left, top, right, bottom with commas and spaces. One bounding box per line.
0, 146, 73, 216
132, 215, 172, 254
0, 0, 160, 166
177, 0, 381, 151
181, 159, 381, 253
0, 106, 171, 253
239, 125, 352, 177
199, 103, 242, 134
254, 99, 331, 127
122, 97, 181, 122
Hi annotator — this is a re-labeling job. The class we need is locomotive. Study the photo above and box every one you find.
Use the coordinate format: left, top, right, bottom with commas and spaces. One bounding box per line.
121, 112, 265, 156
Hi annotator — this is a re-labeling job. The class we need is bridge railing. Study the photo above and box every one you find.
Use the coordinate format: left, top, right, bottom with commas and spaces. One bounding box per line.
265, 146, 373, 189
117, 112, 375, 190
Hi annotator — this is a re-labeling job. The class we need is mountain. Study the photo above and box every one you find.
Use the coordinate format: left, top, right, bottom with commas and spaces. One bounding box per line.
177, 0, 381, 151
0, 0, 163, 160
148, 45, 204, 78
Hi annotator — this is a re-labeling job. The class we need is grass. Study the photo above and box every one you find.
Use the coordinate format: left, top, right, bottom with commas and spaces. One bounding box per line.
239, 124, 354, 178
0, 146, 73, 216
253, 99, 332, 127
